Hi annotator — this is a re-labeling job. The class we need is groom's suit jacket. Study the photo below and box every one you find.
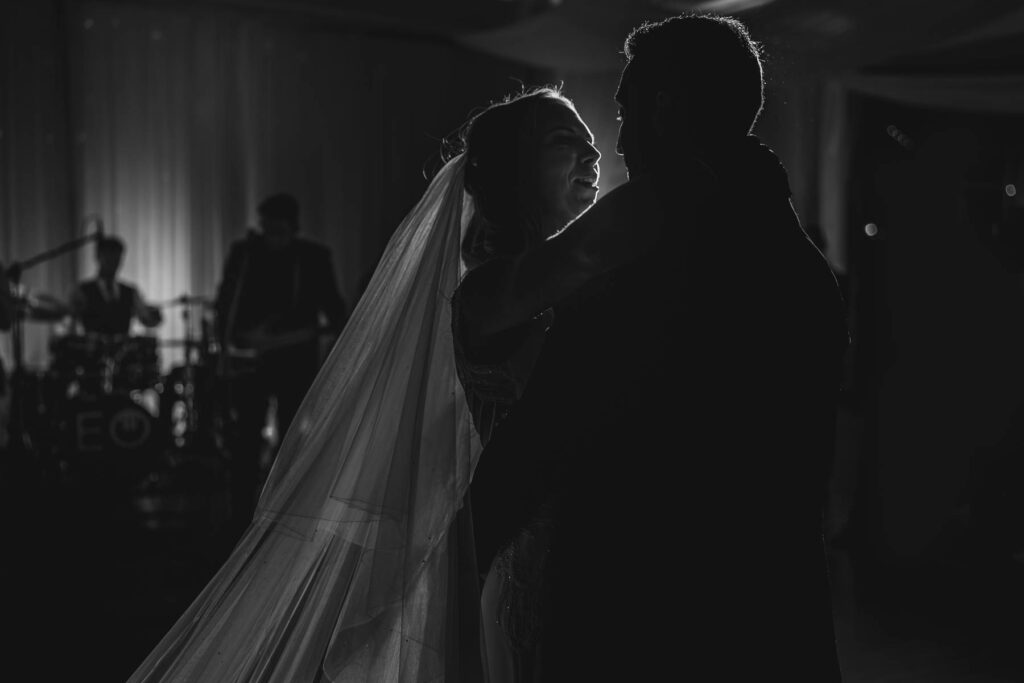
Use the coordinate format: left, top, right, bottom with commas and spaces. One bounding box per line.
471, 136, 848, 681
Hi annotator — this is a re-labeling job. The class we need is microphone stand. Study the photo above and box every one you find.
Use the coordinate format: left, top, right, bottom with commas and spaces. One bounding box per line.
5, 230, 104, 459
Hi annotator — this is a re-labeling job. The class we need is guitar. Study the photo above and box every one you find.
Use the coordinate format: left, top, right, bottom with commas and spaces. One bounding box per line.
229, 323, 333, 357
219, 322, 336, 378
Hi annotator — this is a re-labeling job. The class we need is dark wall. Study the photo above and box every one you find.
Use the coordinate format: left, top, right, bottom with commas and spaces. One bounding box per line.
846, 94, 1024, 564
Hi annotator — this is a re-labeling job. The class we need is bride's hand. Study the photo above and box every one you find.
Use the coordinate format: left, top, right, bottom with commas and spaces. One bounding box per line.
459, 175, 670, 345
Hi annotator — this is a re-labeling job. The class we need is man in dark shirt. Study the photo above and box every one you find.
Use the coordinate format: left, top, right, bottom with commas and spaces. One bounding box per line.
463, 14, 848, 681
214, 192, 348, 528
70, 236, 162, 337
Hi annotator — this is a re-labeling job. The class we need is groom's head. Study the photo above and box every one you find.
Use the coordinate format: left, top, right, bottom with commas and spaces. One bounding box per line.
615, 14, 764, 175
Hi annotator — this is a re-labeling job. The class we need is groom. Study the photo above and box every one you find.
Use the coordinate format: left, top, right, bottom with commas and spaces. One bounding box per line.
468, 14, 847, 681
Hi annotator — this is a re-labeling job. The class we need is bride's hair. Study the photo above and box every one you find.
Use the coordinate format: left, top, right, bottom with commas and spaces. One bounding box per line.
452, 85, 576, 269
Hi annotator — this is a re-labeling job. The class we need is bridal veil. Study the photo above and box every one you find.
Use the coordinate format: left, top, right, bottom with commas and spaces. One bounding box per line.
128, 154, 483, 682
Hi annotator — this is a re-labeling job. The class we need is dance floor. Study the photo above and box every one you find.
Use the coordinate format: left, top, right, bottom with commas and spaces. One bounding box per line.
2, 443, 1022, 682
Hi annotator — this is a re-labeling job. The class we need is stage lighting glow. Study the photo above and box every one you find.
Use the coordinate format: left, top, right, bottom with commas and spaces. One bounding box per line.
1006, 184, 1016, 197
864, 223, 878, 237
687, 0, 776, 12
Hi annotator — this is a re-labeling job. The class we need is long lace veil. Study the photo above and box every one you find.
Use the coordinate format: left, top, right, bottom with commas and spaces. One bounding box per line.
129, 154, 483, 682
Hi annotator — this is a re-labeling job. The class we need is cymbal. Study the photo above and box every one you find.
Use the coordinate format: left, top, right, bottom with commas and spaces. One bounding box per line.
158, 338, 204, 347
157, 295, 212, 308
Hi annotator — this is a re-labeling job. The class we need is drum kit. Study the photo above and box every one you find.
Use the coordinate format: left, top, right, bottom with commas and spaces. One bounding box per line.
3, 223, 328, 485
10, 289, 224, 473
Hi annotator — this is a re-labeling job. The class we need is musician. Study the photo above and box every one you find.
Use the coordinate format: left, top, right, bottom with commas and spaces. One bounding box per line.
214, 192, 348, 527
69, 235, 162, 337
0, 263, 13, 401
0, 263, 12, 334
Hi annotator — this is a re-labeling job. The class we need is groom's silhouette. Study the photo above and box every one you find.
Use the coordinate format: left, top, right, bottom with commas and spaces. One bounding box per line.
470, 14, 847, 681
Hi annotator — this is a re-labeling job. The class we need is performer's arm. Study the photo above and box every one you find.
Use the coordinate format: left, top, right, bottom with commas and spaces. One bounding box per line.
317, 249, 348, 332
68, 285, 87, 333
459, 177, 664, 345
133, 290, 163, 328
0, 264, 12, 332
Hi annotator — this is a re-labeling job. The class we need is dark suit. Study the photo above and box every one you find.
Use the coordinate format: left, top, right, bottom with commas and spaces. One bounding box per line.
471, 137, 848, 681
214, 233, 348, 524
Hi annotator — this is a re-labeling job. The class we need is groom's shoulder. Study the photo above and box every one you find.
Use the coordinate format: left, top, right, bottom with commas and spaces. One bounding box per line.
612, 166, 721, 224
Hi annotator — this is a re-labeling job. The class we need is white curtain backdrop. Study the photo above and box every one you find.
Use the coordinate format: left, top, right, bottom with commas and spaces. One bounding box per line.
1, 0, 547, 373
67, 2, 388, 369
0, 2, 77, 371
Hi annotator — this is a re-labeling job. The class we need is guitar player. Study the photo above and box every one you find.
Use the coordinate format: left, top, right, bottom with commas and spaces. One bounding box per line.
214, 192, 348, 530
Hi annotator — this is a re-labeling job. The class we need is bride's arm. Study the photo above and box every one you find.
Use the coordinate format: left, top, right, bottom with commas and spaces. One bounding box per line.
459, 176, 664, 343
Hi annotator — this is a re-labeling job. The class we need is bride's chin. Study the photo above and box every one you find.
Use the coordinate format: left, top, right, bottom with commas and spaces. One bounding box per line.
575, 196, 598, 215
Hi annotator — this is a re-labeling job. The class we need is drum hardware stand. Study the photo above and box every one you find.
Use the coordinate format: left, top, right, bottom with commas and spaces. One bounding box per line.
101, 354, 116, 396
5, 225, 105, 459
164, 294, 211, 450
180, 297, 199, 443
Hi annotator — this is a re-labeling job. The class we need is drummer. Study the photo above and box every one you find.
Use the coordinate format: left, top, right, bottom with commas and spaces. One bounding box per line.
68, 235, 162, 336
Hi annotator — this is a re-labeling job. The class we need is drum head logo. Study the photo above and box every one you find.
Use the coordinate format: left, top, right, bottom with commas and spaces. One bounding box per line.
109, 407, 152, 448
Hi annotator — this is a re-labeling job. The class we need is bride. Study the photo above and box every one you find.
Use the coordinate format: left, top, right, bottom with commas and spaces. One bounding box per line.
127, 85, 600, 683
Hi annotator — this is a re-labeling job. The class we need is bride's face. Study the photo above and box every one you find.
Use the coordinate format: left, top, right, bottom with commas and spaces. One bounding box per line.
531, 101, 601, 238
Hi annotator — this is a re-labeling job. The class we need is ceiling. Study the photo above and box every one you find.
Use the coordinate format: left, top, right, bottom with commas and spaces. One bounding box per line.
202, 0, 1024, 76
202, 0, 553, 35
457, 0, 1024, 75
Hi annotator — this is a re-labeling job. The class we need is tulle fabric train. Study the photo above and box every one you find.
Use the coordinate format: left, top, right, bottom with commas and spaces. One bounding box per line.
128, 155, 483, 682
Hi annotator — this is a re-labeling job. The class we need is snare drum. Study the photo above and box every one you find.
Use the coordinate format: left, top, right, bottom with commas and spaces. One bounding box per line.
112, 336, 160, 391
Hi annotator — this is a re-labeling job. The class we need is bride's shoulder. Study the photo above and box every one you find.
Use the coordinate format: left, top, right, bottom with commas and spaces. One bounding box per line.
455, 255, 514, 304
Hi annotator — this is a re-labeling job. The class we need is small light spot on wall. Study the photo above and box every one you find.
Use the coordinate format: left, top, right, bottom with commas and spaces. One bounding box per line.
864, 222, 878, 237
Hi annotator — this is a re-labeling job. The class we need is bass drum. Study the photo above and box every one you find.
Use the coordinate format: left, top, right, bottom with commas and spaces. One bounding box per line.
58, 393, 163, 478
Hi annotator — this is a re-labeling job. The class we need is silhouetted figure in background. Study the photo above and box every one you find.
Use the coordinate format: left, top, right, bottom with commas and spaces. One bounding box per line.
0, 263, 14, 447
0, 263, 13, 383
214, 192, 348, 529
465, 14, 847, 680
0, 263, 13, 333
70, 236, 162, 336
